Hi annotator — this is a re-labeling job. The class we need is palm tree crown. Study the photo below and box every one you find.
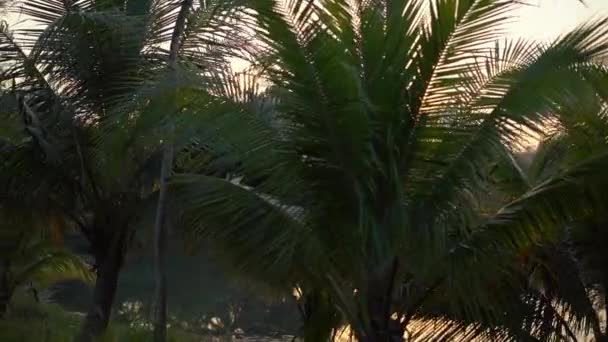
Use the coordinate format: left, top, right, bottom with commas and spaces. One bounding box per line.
174, 0, 608, 340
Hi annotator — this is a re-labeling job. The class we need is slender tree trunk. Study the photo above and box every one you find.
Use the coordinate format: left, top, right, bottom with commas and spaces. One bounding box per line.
75, 233, 125, 342
0, 260, 11, 318
153, 144, 173, 342
153, 1, 192, 341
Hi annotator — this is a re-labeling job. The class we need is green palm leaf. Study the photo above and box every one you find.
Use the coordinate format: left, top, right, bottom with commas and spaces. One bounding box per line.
11, 242, 94, 290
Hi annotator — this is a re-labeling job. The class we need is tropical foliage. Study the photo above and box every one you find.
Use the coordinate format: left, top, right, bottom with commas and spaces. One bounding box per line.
2, 0, 608, 341
1, 0, 245, 340
172, 0, 608, 340
0, 203, 93, 318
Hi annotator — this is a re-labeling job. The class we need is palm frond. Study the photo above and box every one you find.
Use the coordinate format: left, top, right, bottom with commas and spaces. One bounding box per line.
178, 0, 254, 67
419, 0, 522, 112
172, 173, 316, 292
13, 0, 95, 26
408, 18, 608, 254
12, 242, 94, 289
27, 11, 147, 117
439, 152, 608, 327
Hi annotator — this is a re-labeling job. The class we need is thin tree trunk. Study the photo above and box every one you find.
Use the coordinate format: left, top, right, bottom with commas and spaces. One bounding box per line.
152, 1, 192, 341
75, 234, 124, 342
153, 144, 173, 342
0, 260, 11, 318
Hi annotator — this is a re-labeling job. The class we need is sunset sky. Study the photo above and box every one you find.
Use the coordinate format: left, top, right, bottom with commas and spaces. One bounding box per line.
510, 0, 608, 41
5, 0, 608, 41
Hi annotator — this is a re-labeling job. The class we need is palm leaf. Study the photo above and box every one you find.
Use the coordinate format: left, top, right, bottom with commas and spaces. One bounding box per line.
173, 173, 319, 292
12, 242, 94, 289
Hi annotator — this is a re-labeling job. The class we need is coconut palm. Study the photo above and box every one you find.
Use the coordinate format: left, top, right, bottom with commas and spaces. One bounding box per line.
0, 0, 246, 340
465, 79, 608, 342
0, 6, 159, 337
172, 0, 608, 340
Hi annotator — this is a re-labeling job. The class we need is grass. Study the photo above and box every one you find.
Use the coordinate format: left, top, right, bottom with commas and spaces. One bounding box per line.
0, 292, 202, 342
0, 292, 80, 342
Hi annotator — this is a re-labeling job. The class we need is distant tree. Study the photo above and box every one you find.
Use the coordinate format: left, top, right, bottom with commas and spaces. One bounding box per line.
472, 84, 608, 342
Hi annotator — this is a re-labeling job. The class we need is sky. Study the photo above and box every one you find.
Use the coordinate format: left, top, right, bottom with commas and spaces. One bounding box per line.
510, 0, 608, 41
4, 0, 608, 41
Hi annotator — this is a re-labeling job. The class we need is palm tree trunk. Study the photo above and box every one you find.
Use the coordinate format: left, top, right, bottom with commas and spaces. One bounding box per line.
152, 1, 192, 341
153, 144, 173, 342
75, 232, 125, 342
297, 290, 340, 341
357, 323, 404, 342
0, 260, 11, 318
358, 260, 404, 342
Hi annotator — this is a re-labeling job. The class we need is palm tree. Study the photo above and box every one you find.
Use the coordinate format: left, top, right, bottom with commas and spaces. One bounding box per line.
0, 4, 158, 338
1, 0, 249, 339
468, 80, 608, 342
172, 0, 608, 340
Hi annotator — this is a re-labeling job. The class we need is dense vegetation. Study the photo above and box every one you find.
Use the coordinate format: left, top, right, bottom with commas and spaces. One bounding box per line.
2, 0, 608, 341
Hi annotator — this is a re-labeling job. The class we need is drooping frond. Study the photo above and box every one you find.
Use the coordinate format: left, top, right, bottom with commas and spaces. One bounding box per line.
449, 153, 608, 299
173, 173, 316, 292
11, 242, 94, 289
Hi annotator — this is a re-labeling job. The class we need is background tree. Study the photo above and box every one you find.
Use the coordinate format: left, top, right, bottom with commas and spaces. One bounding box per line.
465, 73, 608, 342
